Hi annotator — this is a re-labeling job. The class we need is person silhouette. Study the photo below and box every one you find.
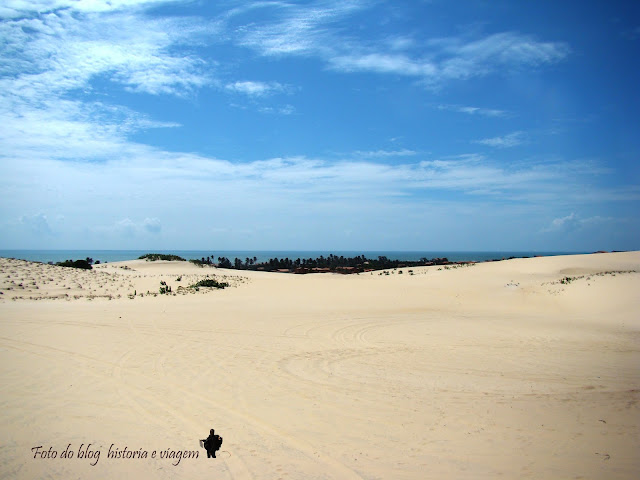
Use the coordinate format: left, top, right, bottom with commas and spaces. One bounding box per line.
201, 429, 222, 458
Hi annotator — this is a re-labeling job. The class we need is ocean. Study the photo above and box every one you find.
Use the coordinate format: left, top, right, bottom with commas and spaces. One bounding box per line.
0, 249, 589, 265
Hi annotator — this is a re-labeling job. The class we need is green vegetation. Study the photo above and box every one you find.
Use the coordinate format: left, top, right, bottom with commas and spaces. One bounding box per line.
56, 259, 93, 270
209, 254, 452, 274
139, 253, 186, 261
135, 253, 482, 274
137, 252, 506, 275
549, 270, 637, 286
191, 278, 230, 289
189, 258, 214, 267
159, 280, 172, 294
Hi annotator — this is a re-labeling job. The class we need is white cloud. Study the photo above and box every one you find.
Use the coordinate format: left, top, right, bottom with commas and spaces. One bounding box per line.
0, 148, 620, 209
436, 104, 508, 117
235, 1, 364, 56
549, 212, 577, 230
233, 3, 569, 85
475, 131, 526, 148
542, 213, 623, 233
0, 9, 210, 97
329, 53, 437, 77
0, 3, 211, 163
0, 1, 633, 251
353, 149, 417, 158
1, 146, 634, 249
0, 0, 169, 17
258, 104, 296, 115
443, 32, 570, 67
430, 33, 569, 83
225, 81, 287, 97
230, 2, 569, 86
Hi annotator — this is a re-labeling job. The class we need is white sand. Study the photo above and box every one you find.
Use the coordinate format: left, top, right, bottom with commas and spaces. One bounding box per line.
1, 252, 638, 479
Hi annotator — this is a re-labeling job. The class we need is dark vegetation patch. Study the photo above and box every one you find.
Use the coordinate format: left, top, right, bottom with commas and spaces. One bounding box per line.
56, 259, 93, 270
185, 254, 455, 274
191, 278, 230, 289
139, 253, 186, 262
548, 270, 637, 286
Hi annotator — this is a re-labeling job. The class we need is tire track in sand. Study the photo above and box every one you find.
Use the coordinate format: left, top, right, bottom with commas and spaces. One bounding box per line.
1, 326, 363, 478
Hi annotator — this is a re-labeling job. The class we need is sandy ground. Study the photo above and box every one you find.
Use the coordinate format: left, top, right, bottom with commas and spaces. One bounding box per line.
0, 252, 638, 479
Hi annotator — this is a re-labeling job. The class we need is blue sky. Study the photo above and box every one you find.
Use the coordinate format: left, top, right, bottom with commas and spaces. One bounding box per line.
1, 0, 638, 251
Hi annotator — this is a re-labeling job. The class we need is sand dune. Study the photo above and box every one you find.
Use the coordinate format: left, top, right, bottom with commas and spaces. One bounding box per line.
1, 252, 638, 479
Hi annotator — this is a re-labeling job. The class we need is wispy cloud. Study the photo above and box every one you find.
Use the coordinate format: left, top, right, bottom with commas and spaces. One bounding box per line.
0, 0, 173, 17
425, 32, 570, 84
1, 1, 634, 251
438, 32, 570, 67
353, 149, 417, 158
329, 53, 437, 76
234, 1, 364, 56
436, 104, 508, 117
1, 7, 212, 97
475, 131, 526, 148
0, 97, 182, 161
545, 212, 578, 231
2, 140, 634, 248
541, 213, 622, 233
225, 80, 287, 97
229, 3, 570, 86
1, 146, 623, 209
0, 2, 213, 162
258, 104, 296, 115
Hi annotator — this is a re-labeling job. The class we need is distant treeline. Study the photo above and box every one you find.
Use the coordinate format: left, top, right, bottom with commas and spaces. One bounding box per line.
56, 257, 99, 269
184, 254, 454, 274
139, 253, 186, 261
56, 252, 521, 274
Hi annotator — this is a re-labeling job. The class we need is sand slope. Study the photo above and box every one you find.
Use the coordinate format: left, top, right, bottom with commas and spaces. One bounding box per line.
1, 252, 639, 479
